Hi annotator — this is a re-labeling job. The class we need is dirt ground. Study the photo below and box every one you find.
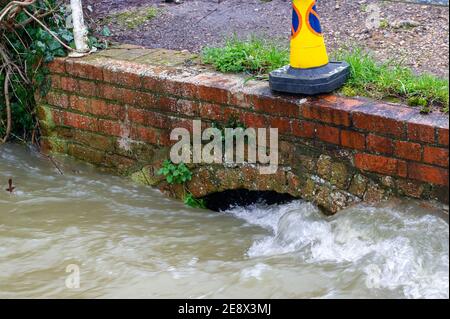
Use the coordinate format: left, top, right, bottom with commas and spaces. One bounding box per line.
85, 0, 449, 78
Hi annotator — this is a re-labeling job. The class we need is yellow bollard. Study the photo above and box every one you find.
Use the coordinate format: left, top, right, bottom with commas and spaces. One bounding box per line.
290, 0, 329, 69
270, 0, 349, 95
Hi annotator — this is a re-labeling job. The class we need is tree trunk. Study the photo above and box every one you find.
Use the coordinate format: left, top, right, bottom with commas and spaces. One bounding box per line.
70, 0, 89, 52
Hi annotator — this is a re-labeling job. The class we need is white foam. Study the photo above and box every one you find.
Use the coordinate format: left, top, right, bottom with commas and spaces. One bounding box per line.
225, 200, 449, 299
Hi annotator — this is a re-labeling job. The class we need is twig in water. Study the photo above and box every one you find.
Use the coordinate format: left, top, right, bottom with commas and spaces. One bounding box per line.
6, 178, 15, 193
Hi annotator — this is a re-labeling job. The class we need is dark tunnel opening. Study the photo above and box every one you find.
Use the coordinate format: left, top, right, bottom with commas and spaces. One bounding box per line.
201, 189, 297, 212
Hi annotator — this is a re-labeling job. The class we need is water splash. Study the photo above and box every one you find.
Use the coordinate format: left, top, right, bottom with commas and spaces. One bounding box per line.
225, 200, 449, 299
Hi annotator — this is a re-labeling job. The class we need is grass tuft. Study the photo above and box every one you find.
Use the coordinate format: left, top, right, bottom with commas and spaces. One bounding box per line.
202, 38, 448, 113
333, 48, 449, 113
202, 37, 289, 75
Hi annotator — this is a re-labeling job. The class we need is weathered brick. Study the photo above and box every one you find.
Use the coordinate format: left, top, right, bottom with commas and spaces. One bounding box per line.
133, 91, 158, 109
46, 91, 69, 108
397, 179, 425, 199
68, 144, 105, 166
423, 146, 449, 167
199, 102, 223, 121
243, 112, 267, 128
48, 58, 66, 74
128, 108, 168, 129
131, 126, 163, 145
341, 130, 365, 150
408, 163, 449, 186
394, 140, 422, 161
407, 122, 435, 144
353, 103, 415, 138
49, 74, 62, 90
103, 68, 142, 88
367, 134, 394, 155
316, 124, 340, 145
269, 117, 291, 135
437, 128, 449, 146
78, 80, 99, 97
191, 73, 240, 104
60, 77, 79, 92
252, 95, 301, 118
355, 153, 407, 177
175, 99, 198, 117
302, 96, 364, 126
59, 111, 122, 137
292, 120, 315, 139
69, 95, 90, 112
66, 61, 103, 81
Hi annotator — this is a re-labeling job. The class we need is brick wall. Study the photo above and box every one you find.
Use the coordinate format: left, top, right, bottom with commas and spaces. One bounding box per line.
37, 46, 449, 212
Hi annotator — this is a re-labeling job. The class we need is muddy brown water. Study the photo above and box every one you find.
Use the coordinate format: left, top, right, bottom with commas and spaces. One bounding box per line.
0, 144, 448, 298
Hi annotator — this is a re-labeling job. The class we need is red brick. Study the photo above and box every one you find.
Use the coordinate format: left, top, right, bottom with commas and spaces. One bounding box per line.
407, 122, 435, 144
176, 99, 198, 117
49, 74, 62, 90
438, 128, 449, 146
69, 95, 90, 112
408, 163, 449, 186
103, 68, 142, 88
190, 73, 239, 104
316, 124, 340, 145
66, 61, 103, 81
46, 91, 69, 108
367, 134, 394, 155
88, 99, 125, 120
407, 112, 448, 145
47, 59, 66, 74
98, 119, 122, 136
243, 113, 267, 128
341, 130, 365, 150
59, 111, 122, 137
170, 117, 193, 132
355, 153, 407, 177
60, 77, 78, 92
354, 113, 405, 137
353, 103, 415, 138
131, 126, 160, 145
394, 140, 422, 161
423, 146, 449, 167
302, 96, 364, 126
292, 120, 315, 139
142, 75, 163, 92
253, 95, 300, 118
269, 117, 292, 135
128, 108, 167, 129
196, 85, 229, 105
156, 96, 178, 113
98, 84, 133, 104
199, 103, 223, 121
78, 80, 99, 97
223, 108, 244, 124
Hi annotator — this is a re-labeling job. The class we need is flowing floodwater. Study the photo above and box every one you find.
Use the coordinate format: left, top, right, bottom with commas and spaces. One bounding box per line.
0, 144, 448, 299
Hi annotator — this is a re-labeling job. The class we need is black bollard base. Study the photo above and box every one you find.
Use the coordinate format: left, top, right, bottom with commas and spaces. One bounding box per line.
269, 62, 350, 95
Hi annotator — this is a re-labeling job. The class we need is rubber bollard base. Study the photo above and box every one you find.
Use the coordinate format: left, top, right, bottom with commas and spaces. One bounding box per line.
269, 62, 350, 95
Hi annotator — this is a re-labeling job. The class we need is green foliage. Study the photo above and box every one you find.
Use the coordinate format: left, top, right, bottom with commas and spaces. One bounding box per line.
202, 38, 448, 113
1, 0, 105, 141
157, 160, 193, 185
202, 37, 289, 75
184, 193, 206, 209
157, 160, 206, 209
334, 48, 449, 113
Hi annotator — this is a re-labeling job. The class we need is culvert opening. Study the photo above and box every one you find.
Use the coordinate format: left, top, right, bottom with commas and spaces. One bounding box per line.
201, 189, 297, 212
